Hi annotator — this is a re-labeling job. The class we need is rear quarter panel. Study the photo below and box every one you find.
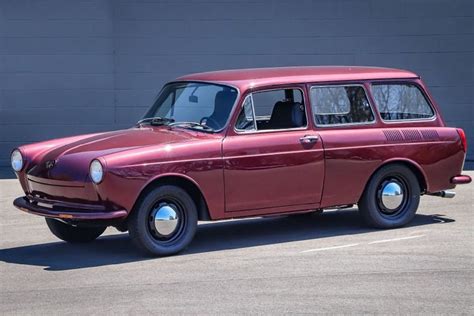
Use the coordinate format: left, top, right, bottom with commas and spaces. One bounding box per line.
319, 127, 465, 208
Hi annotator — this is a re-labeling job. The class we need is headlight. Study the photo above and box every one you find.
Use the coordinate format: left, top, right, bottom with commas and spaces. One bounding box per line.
11, 149, 23, 172
90, 160, 104, 184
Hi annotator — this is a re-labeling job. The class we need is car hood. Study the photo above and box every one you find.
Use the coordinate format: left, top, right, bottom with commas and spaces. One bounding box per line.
26, 126, 216, 182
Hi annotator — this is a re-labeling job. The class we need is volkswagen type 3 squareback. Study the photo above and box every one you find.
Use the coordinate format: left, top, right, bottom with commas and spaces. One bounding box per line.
11, 67, 471, 256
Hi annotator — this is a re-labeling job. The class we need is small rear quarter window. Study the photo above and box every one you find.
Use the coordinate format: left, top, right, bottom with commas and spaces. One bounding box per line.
371, 83, 434, 121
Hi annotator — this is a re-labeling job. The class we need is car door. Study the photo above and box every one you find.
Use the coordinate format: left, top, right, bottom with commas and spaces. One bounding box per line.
222, 87, 324, 213
309, 83, 380, 208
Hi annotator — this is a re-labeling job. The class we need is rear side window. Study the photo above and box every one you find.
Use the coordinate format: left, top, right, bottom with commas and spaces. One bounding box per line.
371, 83, 434, 121
310, 85, 375, 125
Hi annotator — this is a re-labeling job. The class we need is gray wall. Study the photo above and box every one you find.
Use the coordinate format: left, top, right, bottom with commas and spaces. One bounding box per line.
1, 0, 473, 167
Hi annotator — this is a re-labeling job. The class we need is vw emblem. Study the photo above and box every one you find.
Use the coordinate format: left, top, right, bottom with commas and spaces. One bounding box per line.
45, 160, 56, 169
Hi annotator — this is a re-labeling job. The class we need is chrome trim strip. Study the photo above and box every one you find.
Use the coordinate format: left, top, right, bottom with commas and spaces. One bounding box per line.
377, 115, 438, 124
312, 120, 378, 128
235, 126, 308, 134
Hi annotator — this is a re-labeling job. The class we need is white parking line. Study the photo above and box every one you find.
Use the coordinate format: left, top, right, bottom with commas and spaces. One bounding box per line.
300, 243, 359, 253
300, 234, 426, 253
368, 234, 425, 244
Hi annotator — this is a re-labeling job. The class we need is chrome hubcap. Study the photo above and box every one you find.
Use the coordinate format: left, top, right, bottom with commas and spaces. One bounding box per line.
380, 181, 404, 211
152, 204, 179, 236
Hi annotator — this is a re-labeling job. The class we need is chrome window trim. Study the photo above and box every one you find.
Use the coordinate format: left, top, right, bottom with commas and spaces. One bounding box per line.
378, 115, 438, 124
234, 94, 258, 133
370, 82, 437, 124
235, 126, 309, 135
309, 83, 377, 127
234, 87, 309, 134
313, 121, 378, 128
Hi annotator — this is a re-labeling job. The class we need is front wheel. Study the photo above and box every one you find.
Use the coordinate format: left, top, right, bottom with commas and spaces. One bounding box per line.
358, 164, 420, 228
128, 185, 198, 256
45, 218, 106, 243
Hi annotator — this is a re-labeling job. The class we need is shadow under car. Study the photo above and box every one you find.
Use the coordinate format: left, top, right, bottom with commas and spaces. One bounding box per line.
0, 209, 454, 271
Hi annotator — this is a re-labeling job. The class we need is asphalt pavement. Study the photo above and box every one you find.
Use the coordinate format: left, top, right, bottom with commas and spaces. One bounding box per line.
1, 172, 473, 314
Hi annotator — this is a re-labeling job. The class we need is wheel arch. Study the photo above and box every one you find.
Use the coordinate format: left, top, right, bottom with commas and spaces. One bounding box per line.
361, 158, 428, 202
131, 173, 211, 221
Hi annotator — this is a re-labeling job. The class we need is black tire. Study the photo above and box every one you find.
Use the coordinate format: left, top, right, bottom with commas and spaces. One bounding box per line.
358, 164, 420, 228
128, 185, 198, 256
45, 218, 106, 243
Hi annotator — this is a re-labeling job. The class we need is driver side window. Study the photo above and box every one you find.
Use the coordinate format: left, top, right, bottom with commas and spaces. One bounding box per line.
235, 88, 307, 132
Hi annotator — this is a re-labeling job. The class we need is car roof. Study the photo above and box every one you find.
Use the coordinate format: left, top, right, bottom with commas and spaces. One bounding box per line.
176, 66, 419, 91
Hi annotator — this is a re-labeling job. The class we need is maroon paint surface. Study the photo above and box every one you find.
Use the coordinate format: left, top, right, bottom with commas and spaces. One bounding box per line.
13, 67, 470, 221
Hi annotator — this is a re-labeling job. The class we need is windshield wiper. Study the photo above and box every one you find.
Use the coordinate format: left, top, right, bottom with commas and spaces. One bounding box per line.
169, 122, 215, 132
137, 117, 175, 126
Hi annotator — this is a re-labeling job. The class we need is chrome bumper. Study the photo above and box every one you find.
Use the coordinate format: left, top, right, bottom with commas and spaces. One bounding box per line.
13, 196, 127, 221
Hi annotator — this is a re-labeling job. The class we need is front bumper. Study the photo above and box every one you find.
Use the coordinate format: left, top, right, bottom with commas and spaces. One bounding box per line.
13, 196, 127, 221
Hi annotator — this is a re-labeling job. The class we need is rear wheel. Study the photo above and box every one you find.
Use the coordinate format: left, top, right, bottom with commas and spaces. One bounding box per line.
45, 218, 106, 243
358, 164, 420, 228
128, 185, 198, 256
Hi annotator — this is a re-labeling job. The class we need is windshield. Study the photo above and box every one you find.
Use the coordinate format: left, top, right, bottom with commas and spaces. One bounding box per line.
141, 82, 238, 131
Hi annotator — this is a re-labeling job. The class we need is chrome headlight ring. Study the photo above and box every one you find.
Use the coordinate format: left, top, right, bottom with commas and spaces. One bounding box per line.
90, 159, 104, 184
11, 149, 24, 172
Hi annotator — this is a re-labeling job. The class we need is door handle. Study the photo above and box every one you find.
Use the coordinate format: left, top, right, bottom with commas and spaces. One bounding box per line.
299, 135, 319, 144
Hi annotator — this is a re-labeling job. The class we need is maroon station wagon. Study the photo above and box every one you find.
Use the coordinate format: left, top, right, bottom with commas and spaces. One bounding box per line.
11, 66, 471, 256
